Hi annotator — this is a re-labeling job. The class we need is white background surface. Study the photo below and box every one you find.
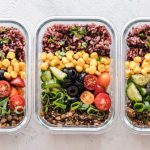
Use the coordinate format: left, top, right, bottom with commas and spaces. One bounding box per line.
0, 0, 150, 150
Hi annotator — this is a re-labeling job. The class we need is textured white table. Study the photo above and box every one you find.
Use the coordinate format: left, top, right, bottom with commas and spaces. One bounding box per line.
0, 0, 150, 150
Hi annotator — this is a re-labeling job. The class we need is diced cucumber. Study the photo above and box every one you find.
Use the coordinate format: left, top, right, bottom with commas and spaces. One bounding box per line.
131, 74, 150, 86
41, 71, 51, 82
50, 67, 67, 81
138, 87, 147, 96
41, 79, 60, 89
126, 82, 142, 101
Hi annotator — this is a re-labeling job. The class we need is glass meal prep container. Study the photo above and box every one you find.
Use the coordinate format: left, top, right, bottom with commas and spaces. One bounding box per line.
121, 18, 150, 134
0, 19, 31, 134
34, 16, 117, 133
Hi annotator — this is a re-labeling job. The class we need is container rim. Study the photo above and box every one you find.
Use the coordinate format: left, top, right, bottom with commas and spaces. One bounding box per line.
120, 17, 150, 135
0, 18, 32, 134
34, 16, 118, 134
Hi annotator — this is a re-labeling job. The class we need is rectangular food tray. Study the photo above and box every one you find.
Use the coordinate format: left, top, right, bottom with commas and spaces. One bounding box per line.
120, 17, 150, 134
0, 19, 31, 134
34, 16, 118, 134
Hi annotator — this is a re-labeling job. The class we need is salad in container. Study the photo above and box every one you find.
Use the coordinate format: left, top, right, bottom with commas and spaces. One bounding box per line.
35, 17, 117, 133
121, 18, 150, 134
0, 19, 31, 133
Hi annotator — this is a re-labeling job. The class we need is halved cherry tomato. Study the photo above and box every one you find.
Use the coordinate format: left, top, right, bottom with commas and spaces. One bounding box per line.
94, 93, 111, 111
97, 72, 110, 88
10, 77, 25, 88
94, 85, 105, 96
17, 88, 24, 96
9, 95, 25, 111
84, 75, 97, 91
10, 87, 18, 97
80, 91, 94, 105
0, 80, 11, 98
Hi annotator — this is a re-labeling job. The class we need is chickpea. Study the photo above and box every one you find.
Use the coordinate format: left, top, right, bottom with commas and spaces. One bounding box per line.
2, 59, 10, 68
66, 51, 74, 57
85, 58, 91, 65
141, 69, 147, 75
65, 63, 74, 68
50, 59, 59, 66
11, 59, 18, 66
46, 52, 54, 61
20, 71, 26, 79
76, 66, 83, 72
10, 71, 17, 78
129, 61, 137, 70
125, 61, 130, 68
133, 56, 142, 63
88, 66, 96, 74
90, 52, 98, 59
83, 64, 89, 70
142, 61, 149, 68
0, 61, 2, 68
83, 53, 89, 61
4, 72, 11, 80
133, 67, 141, 74
77, 58, 85, 67
40, 52, 47, 61
105, 65, 110, 72
73, 54, 79, 60
72, 60, 77, 66
66, 55, 73, 61
125, 69, 131, 78
62, 57, 69, 64
76, 51, 82, 57
101, 57, 108, 65
41, 62, 49, 71
90, 59, 97, 67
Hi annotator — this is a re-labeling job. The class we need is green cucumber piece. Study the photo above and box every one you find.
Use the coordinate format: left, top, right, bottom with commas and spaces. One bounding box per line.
131, 74, 150, 86
50, 67, 67, 81
41, 71, 51, 82
126, 82, 142, 101
138, 87, 147, 96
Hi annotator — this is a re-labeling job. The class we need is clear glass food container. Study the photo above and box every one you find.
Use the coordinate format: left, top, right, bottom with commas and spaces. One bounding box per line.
34, 16, 118, 134
0, 19, 31, 134
120, 17, 150, 134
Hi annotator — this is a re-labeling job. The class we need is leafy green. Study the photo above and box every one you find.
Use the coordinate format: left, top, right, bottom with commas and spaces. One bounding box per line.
48, 36, 56, 43
0, 37, 10, 44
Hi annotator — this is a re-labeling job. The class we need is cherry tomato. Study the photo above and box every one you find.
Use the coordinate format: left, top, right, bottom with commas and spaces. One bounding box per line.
9, 95, 25, 111
10, 87, 19, 97
94, 93, 111, 111
80, 91, 94, 105
97, 72, 110, 88
10, 77, 25, 88
17, 88, 25, 96
84, 75, 97, 91
94, 85, 105, 96
0, 80, 11, 98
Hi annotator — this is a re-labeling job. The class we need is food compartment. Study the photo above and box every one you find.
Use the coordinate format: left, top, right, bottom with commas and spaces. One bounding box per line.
121, 19, 150, 133
35, 17, 117, 132
0, 20, 30, 133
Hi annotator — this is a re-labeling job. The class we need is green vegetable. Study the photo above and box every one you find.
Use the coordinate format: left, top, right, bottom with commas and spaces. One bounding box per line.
50, 67, 67, 81
48, 36, 56, 43
41, 71, 51, 82
144, 95, 150, 101
0, 51, 5, 59
78, 103, 89, 111
131, 74, 150, 86
126, 82, 142, 101
0, 38, 10, 44
133, 103, 145, 112
81, 42, 87, 48
0, 98, 10, 116
138, 87, 147, 96
139, 33, 146, 39
71, 101, 81, 111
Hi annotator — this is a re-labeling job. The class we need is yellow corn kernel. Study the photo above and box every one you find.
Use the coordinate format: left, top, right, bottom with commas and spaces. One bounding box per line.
125, 69, 131, 78
66, 51, 74, 57
141, 69, 148, 75
90, 59, 97, 67
83, 64, 89, 70
106, 58, 111, 65
20, 71, 26, 80
59, 61, 65, 68
75, 66, 83, 72
85, 68, 90, 74
82, 53, 89, 61
10, 71, 17, 78
11, 59, 18, 66
95, 71, 101, 76
145, 66, 150, 73
145, 53, 150, 61
129, 61, 137, 70
1, 65, 6, 70
40, 52, 47, 61
73, 54, 79, 60
77, 58, 85, 67
105, 65, 110, 72
65, 63, 74, 68
7, 51, 15, 59
50, 59, 59, 66
72, 60, 77, 66
142, 61, 149, 68
101, 57, 108, 65
125, 61, 130, 68
19, 62, 26, 71
7, 65, 13, 73
66, 55, 73, 61
41, 62, 49, 71
2, 59, 10, 68
90, 52, 98, 59
85, 58, 91, 65
4, 72, 11, 80
133, 56, 142, 63
88, 66, 96, 74
62, 57, 69, 64
0, 61, 2, 68
76, 51, 82, 57
14, 62, 19, 73
46, 52, 54, 61
133, 67, 141, 74
98, 64, 105, 72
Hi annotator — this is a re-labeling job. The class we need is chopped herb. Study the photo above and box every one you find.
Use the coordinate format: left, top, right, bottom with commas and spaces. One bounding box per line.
0, 37, 10, 44
48, 36, 56, 43
139, 33, 146, 39
97, 57, 102, 62
0, 51, 5, 59
146, 42, 150, 48
59, 40, 65, 46
56, 50, 66, 57
81, 42, 87, 48
0, 27, 6, 33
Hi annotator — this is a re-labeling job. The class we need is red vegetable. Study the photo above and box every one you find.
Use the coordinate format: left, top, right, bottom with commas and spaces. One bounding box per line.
80, 91, 94, 105
84, 75, 97, 91
10, 77, 25, 88
10, 87, 19, 97
0, 80, 11, 98
94, 93, 111, 111
94, 85, 105, 96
